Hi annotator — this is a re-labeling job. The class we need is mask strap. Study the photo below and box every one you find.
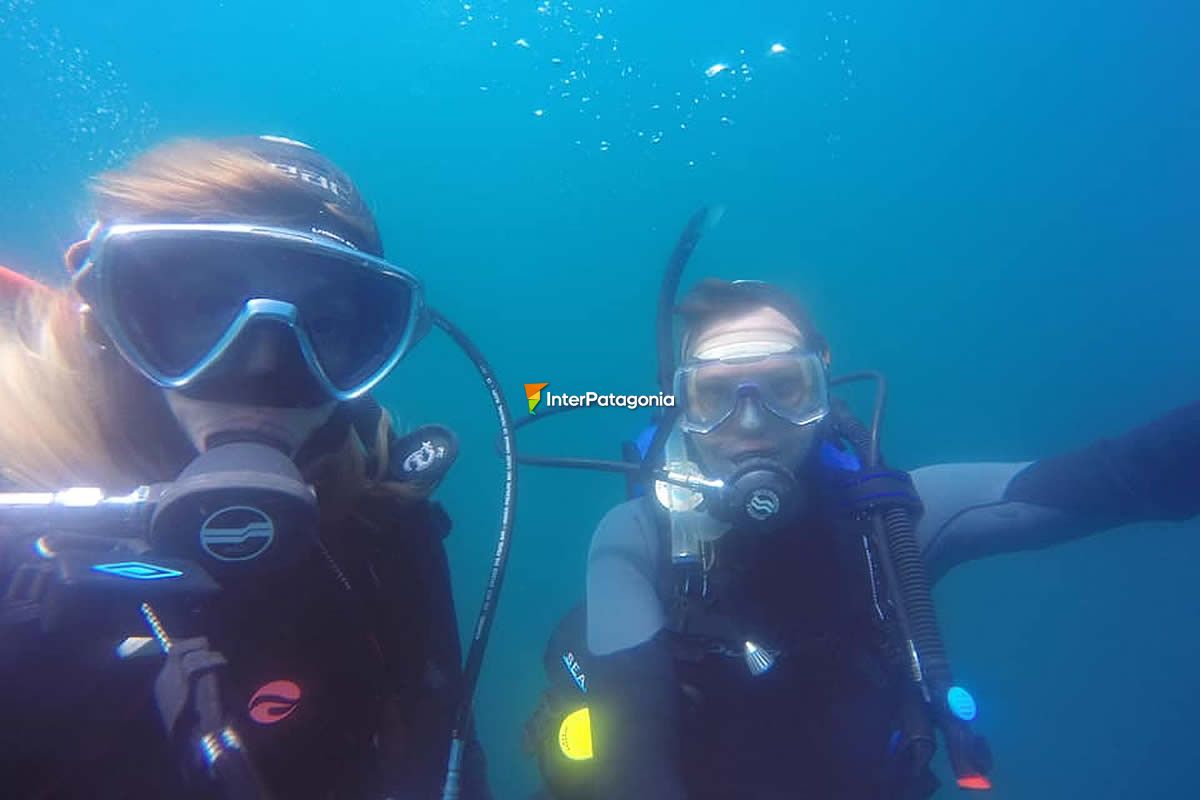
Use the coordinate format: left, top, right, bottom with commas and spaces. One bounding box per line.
64, 221, 103, 274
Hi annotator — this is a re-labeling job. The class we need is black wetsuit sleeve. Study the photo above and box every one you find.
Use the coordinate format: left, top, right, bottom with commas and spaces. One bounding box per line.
914, 402, 1200, 581
587, 634, 688, 800
1005, 401, 1200, 525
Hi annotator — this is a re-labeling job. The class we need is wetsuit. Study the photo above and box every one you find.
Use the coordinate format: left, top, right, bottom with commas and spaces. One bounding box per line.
577, 401, 1200, 799
0, 403, 491, 800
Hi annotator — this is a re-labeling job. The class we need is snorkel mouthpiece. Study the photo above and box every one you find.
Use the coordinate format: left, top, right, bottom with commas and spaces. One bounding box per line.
150, 441, 318, 577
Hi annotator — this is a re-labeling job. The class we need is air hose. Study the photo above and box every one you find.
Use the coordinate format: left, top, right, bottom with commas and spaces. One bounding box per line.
428, 309, 519, 800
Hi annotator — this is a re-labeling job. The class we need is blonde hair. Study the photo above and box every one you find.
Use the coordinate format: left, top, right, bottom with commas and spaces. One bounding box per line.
0, 287, 139, 489
0, 138, 424, 510
88, 138, 372, 233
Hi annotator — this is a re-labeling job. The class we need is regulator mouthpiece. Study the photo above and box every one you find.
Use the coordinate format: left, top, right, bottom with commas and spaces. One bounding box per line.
711, 458, 800, 531
150, 441, 318, 576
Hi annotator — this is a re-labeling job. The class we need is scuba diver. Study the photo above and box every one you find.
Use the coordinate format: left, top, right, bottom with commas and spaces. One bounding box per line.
521, 210, 1200, 799
0, 135, 517, 800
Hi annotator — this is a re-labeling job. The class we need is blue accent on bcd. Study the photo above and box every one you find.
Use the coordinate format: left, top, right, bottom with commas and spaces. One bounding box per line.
625, 424, 661, 500
634, 424, 658, 460
820, 440, 862, 473
92, 561, 184, 581
947, 686, 977, 721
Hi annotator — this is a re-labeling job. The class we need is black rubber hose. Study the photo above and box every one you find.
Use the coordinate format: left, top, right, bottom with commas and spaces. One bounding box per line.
833, 406, 952, 692
429, 309, 518, 800
205, 729, 274, 800
882, 505, 951, 685
829, 371, 885, 467
833, 386, 992, 784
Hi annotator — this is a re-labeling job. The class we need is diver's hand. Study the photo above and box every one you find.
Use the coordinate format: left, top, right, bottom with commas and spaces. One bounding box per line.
153, 636, 229, 743
153, 636, 277, 800
0, 531, 151, 634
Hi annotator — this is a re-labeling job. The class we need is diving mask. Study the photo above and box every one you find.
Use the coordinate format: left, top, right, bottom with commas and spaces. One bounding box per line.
72, 223, 428, 402
674, 343, 830, 435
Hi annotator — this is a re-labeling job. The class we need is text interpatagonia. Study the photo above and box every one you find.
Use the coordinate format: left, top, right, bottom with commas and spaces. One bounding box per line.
545, 391, 676, 409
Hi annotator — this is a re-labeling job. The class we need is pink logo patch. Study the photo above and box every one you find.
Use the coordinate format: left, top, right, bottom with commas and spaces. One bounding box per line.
248, 680, 302, 725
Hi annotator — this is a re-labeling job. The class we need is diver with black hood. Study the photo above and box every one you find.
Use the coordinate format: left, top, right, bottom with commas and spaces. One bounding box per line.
0, 136, 517, 799
520, 209, 1200, 799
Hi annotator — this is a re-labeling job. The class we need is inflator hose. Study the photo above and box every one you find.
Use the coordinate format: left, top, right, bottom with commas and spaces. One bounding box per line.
832, 405, 998, 787
832, 406, 951, 689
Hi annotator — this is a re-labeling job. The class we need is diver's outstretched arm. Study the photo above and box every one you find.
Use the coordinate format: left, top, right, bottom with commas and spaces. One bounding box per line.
912, 401, 1200, 583
584, 499, 688, 799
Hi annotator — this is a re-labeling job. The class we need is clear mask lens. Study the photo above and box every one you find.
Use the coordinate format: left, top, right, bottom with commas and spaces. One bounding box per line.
78, 225, 423, 399
675, 350, 829, 434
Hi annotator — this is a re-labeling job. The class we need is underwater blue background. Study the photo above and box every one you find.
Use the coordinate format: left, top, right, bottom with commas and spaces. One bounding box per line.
2, 1, 1198, 797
